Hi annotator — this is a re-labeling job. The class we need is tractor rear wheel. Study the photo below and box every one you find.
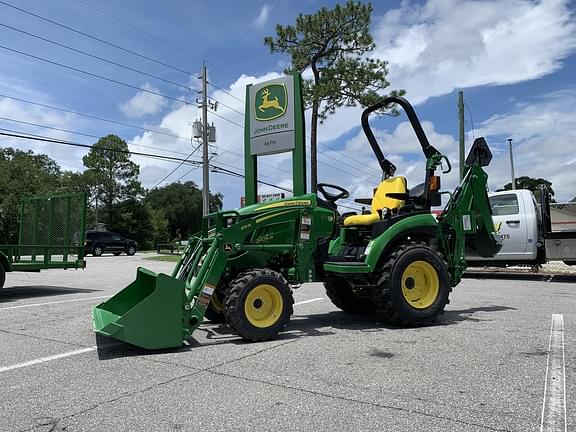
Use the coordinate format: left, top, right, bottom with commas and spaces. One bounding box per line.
324, 279, 375, 314
204, 287, 226, 323
225, 269, 293, 341
372, 243, 450, 325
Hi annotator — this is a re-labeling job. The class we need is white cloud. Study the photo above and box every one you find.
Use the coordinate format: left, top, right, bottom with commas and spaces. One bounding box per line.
119, 83, 168, 119
373, 0, 576, 103
474, 89, 576, 201
0, 96, 86, 171
253, 4, 272, 29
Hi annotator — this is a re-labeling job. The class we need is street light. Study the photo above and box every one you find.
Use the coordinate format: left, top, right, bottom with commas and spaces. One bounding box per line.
508, 138, 515, 190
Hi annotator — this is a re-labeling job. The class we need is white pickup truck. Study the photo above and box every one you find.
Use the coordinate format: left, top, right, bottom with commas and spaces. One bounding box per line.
467, 188, 576, 266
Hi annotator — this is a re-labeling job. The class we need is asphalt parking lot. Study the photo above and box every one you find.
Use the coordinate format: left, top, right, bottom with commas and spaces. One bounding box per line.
0, 254, 573, 431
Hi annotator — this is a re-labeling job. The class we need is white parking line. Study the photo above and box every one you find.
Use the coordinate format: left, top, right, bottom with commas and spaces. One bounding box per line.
294, 298, 324, 306
0, 295, 110, 311
0, 347, 96, 374
540, 314, 566, 432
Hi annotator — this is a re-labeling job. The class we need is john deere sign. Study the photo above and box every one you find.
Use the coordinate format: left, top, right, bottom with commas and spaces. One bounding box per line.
248, 75, 296, 156
244, 73, 306, 206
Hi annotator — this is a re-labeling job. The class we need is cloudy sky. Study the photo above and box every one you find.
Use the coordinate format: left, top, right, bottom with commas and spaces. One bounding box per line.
1, 0, 575, 211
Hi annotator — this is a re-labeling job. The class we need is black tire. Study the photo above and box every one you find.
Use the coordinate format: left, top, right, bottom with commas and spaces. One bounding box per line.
324, 279, 375, 314
92, 245, 104, 257
224, 269, 293, 341
126, 246, 136, 256
372, 243, 450, 325
0, 262, 6, 290
204, 287, 226, 323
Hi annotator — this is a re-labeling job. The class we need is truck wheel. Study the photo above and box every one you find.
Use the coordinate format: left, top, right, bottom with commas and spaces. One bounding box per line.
93, 245, 104, 256
126, 246, 136, 256
204, 288, 226, 323
325, 279, 375, 314
225, 269, 293, 341
0, 263, 5, 290
372, 243, 450, 325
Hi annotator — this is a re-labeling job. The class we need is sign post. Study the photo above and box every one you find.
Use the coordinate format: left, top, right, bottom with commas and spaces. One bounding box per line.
244, 73, 306, 206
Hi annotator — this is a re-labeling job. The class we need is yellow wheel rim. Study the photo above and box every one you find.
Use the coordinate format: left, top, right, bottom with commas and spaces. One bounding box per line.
211, 291, 224, 313
401, 260, 440, 309
245, 284, 284, 328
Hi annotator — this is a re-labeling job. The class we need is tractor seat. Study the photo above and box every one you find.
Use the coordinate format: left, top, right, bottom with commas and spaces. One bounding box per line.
343, 176, 407, 226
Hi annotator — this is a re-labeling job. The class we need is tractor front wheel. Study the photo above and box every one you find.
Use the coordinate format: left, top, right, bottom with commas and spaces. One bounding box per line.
204, 287, 226, 323
373, 243, 450, 325
225, 269, 293, 341
325, 279, 375, 314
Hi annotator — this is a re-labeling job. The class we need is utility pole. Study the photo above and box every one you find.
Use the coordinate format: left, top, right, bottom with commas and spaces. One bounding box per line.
201, 63, 209, 216
194, 64, 218, 216
458, 91, 465, 181
508, 138, 515, 190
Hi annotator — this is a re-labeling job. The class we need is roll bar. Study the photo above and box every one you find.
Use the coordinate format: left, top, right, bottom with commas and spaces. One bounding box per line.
361, 96, 441, 178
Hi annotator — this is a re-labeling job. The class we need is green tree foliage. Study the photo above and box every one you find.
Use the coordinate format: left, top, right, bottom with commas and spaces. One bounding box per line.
148, 205, 170, 246
112, 198, 153, 249
499, 176, 555, 202
265, 1, 401, 191
145, 182, 223, 241
0, 148, 62, 243
82, 134, 144, 226
0, 144, 226, 249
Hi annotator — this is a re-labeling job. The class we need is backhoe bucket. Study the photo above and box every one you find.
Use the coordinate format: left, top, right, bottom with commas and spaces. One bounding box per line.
92, 267, 186, 349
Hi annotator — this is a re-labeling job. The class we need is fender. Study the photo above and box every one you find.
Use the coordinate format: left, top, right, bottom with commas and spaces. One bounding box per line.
365, 213, 438, 271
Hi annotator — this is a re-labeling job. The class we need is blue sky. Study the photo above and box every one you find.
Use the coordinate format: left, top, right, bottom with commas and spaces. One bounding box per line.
1, 0, 575, 211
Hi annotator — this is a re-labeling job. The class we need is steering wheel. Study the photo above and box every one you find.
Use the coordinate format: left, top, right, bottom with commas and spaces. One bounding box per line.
317, 183, 350, 203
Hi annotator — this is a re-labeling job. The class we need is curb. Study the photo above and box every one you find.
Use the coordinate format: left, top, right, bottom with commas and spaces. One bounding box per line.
464, 271, 576, 283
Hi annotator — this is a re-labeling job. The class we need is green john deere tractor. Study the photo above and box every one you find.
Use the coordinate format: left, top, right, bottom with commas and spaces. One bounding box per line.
93, 94, 501, 349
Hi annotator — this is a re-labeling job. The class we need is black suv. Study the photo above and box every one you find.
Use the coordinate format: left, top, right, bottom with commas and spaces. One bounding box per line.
85, 231, 138, 256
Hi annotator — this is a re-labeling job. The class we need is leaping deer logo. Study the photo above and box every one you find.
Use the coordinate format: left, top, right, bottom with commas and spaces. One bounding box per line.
258, 88, 284, 113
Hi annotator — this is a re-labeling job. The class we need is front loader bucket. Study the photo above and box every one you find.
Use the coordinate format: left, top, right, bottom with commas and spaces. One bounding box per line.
92, 267, 186, 350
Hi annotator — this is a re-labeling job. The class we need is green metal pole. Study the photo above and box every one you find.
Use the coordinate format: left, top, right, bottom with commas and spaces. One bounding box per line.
458, 91, 465, 181
292, 73, 306, 196
244, 84, 257, 206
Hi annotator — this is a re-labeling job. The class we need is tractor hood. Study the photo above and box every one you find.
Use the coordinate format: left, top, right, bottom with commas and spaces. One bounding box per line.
235, 194, 318, 217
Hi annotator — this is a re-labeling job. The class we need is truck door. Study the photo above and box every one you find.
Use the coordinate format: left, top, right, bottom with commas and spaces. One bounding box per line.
489, 193, 528, 260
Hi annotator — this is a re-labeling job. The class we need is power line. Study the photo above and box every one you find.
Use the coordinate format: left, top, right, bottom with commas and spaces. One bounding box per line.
0, 28, 379, 181
208, 81, 245, 105
0, 0, 197, 78
0, 2, 382, 182
0, 22, 195, 93
0, 44, 194, 106
0, 129, 293, 194
0, 115, 198, 158
209, 97, 245, 117
72, 0, 243, 84
0, 93, 191, 141
152, 151, 200, 189
0, 128, 201, 165
1, 127, 361, 210
208, 110, 244, 129
0, 96, 292, 175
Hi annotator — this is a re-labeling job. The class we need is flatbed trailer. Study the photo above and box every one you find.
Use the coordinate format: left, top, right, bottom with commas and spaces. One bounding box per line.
0, 192, 87, 289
